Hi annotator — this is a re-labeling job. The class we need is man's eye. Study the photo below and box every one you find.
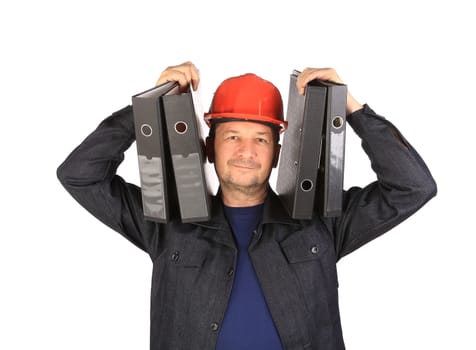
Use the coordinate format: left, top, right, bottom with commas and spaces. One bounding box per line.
227, 136, 238, 140
257, 138, 269, 143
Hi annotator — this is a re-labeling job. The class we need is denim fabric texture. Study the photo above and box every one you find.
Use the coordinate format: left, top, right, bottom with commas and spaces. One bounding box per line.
57, 104, 437, 350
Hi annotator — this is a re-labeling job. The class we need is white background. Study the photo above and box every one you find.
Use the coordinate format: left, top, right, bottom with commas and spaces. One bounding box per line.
1, 0, 475, 349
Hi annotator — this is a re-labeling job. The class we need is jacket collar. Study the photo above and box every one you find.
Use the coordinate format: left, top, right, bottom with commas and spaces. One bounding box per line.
261, 188, 298, 225
193, 186, 297, 230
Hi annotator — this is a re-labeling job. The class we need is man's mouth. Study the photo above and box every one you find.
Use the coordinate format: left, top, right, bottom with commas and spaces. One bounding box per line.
228, 159, 260, 169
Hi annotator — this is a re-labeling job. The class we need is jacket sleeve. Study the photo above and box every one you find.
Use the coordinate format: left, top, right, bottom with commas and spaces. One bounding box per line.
331, 104, 437, 260
56, 105, 159, 256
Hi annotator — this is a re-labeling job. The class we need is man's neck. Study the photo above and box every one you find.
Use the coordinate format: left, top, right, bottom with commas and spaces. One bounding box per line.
220, 186, 268, 207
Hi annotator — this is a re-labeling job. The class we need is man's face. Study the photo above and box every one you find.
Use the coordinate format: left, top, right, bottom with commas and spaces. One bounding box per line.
210, 121, 280, 196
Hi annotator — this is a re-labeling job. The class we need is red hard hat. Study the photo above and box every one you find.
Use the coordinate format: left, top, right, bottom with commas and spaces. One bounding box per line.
204, 73, 288, 132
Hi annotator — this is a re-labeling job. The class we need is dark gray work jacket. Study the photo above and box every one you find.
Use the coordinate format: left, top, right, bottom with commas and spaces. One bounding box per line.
57, 104, 437, 349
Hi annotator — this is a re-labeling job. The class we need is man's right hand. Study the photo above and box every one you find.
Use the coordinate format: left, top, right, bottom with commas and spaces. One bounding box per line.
155, 61, 200, 92
296, 67, 363, 115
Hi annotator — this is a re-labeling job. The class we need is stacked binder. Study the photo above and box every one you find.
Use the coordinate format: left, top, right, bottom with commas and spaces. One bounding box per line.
132, 82, 211, 223
277, 70, 347, 219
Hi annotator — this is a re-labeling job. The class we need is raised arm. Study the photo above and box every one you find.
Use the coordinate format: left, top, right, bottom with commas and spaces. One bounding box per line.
334, 105, 437, 260
56, 106, 160, 255
57, 62, 202, 258
296, 67, 437, 259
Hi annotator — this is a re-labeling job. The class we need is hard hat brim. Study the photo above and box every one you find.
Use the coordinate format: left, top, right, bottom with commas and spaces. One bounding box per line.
204, 112, 288, 133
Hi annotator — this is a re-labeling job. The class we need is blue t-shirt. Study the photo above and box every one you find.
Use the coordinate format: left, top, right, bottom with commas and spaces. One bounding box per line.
215, 204, 283, 350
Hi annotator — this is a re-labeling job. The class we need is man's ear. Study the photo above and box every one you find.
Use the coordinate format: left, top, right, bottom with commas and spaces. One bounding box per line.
272, 144, 281, 168
205, 136, 215, 163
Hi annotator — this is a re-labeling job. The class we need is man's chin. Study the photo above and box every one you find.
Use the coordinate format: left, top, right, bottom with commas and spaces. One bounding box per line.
221, 180, 265, 194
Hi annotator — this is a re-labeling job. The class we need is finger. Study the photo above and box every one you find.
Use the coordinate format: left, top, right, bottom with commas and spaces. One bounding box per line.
172, 70, 191, 92
309, 68, 342, 84
184, 62, 200, 91
179, 61, 200, 91
156, 61, 200, 91
189, 64, 200, 91
156, 70, 189, 90
296, 68, 324, 95
296, 68, 343, 95
179, 62, 193, 87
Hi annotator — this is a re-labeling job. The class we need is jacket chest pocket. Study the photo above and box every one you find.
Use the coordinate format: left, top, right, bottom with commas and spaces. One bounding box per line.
167, 244, 208, 268
276, 227, 341, 344
152, 239, 210, 312
150, 239, 211, 347
153, 238, 210, 296
280, 229, 330, 264
279, 228, 337, 295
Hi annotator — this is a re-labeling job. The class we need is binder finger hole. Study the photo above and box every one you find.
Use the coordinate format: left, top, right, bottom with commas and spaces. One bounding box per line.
175, 121, 188, 134
332, 116, 344, 129
141, 124, 153, 137
300, 179, 313, 192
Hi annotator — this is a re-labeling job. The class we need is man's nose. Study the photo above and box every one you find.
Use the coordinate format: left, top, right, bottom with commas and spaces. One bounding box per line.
236, 139, 257, 158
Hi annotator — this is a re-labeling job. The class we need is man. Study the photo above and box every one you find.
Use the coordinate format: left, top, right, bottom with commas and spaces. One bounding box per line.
57, 61, 437, 349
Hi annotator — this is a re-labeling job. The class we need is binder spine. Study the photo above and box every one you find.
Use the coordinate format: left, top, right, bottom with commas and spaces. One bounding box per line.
132, 97, 168, 222
276, 75, 326, 219
293, 87, 326, 218
321, 84, 347, 217
162, 94, 211, 222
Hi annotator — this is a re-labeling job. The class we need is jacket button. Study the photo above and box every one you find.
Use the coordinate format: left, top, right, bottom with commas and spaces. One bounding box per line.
210, 322, 219, 331
311, 245, 319, 254
227, 267, 234, 277
171, 251, 180, 262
